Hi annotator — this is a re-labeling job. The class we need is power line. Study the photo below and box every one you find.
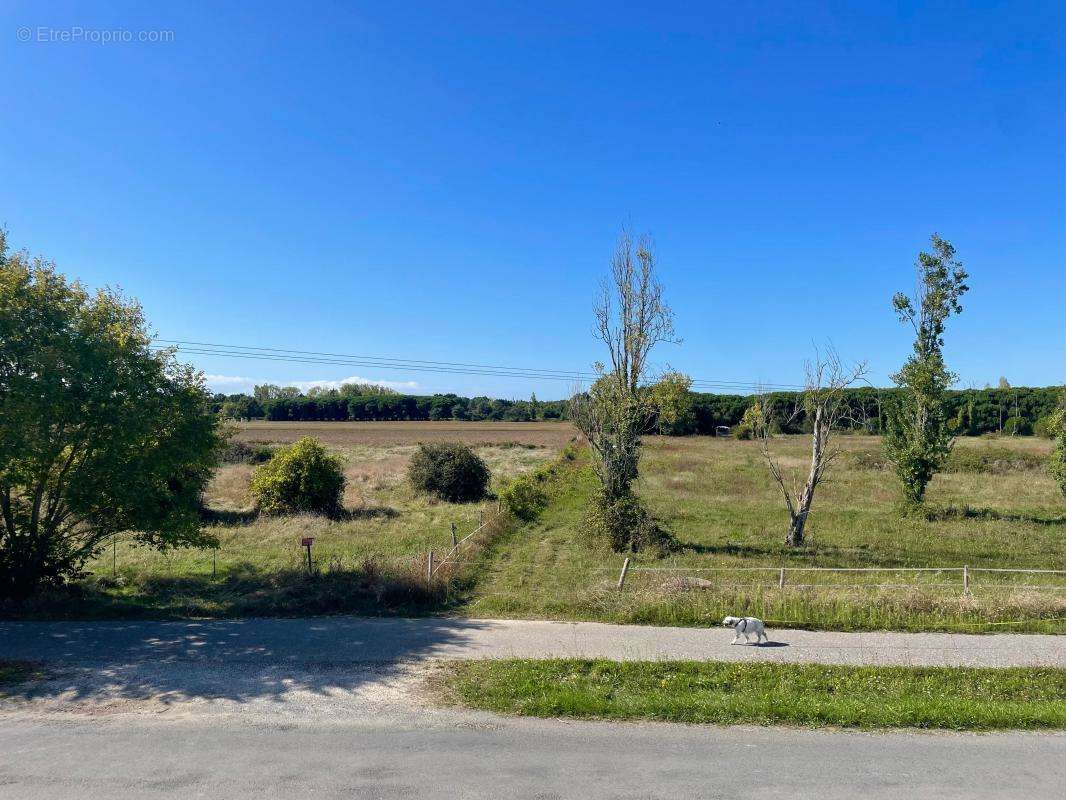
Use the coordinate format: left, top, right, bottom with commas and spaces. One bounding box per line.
152, 338, 805, 392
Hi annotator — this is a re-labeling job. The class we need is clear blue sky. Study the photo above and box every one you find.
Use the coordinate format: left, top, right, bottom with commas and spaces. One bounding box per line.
2, 1, 1063, 399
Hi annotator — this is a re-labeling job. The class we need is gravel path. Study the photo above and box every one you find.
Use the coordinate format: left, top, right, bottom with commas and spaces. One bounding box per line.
2, 615, 1063, 669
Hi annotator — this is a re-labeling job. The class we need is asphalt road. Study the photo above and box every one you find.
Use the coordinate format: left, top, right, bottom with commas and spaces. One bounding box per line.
2, 616, 1064, 799
2, 714, 1063, 800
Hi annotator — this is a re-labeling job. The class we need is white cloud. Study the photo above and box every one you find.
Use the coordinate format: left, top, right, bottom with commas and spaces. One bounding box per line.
204, 374, 258, 393
290, 375, 420, 392
204, 373, 419, 394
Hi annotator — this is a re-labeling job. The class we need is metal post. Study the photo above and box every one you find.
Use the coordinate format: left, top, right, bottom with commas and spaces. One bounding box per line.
305, 543, 313, 574
112, 538, 117, 577
213, 550, 217, 579
451, 522, 458, 547
617, 557, 631, 590
427, 550, 435, 581
963, 565, 970, 595
778, 567, 786, 589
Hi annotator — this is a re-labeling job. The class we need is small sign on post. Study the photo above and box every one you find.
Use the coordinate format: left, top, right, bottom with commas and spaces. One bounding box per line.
301, 537, 314, 574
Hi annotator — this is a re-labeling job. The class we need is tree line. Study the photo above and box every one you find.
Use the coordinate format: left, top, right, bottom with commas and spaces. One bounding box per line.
211, 383, 1064, 438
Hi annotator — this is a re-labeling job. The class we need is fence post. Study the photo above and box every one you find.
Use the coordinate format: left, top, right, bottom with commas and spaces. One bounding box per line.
963, 565, 970, 595
617, 557, 631, 590
427, 550, 434, 581
451, 522, 458, 548
778, 567, 786, 589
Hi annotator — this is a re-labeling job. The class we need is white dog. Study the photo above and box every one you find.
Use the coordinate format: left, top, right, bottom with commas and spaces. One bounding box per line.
722, 615, 768, 645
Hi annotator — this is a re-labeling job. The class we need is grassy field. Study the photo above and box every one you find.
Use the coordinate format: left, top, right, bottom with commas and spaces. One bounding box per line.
7, 422, 1064, 630
460, 433, 1066, 632
52, 432, 559, 618
440, 659, 1066, 730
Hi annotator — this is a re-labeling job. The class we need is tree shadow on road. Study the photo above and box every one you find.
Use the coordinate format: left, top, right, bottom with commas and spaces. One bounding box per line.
0, 615, 491, 708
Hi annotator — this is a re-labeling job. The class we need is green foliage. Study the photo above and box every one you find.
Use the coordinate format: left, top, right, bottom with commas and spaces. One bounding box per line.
501, 455, 574, 521
0, 233, 223, 598
733, 403, 764, 440
944, 447, 1046, 474
1003, 416, 1031, 436
249, 437, 345, 516
1049, 395, 1066, 498
407, 442, 490, 503
571, 375, 649, 502
583, 486, 674, 554
219, 395, 263, 420
884, 235, 969, 507
445, 660, 1066, 731
1034, 415, 1055, 439
500, 479, 548, 521
220, 440, 276, 465
649, 371, 695, 435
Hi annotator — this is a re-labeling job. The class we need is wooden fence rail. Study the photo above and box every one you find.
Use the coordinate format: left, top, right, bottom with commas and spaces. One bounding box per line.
613, 563, 1066, 594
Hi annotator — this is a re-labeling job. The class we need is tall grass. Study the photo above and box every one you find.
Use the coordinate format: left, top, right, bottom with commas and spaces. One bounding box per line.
459, 435, 1066, 632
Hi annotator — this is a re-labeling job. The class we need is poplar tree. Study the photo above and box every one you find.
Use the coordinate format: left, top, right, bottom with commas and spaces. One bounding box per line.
884, 235, 969, 508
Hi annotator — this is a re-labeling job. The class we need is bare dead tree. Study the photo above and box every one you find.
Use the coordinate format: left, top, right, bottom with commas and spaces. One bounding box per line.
756, 349, 868, 547
594, 230, 678, 396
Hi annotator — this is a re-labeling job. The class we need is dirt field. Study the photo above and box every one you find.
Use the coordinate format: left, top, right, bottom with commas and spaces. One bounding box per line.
235, 420, 581, 448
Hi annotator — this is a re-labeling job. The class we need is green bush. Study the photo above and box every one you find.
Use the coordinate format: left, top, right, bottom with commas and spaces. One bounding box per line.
1034, 415, 1055, 439
944, 447, 1045, 474
500, 476, 549, 521
1003, 416, 1032, 436
583, 488, 675, 554
249, 437, 345, 516
408, 442, 490, 503
221, 440, 276, 464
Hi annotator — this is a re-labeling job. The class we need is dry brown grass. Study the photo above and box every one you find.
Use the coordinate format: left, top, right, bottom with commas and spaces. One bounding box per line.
205, 464, 255, 510
235, 420, 580, 448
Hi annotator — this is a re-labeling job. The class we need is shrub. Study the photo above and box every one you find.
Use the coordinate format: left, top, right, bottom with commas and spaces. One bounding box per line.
944, 447, 1045, 474
408, 442, 490, 503
221, 440, 276, 464
583, 487, 675, 554
1034, 415, 1055, 439
500, 476, 549, 521
1003, 416, 1032, 436
250, 437, 345, 516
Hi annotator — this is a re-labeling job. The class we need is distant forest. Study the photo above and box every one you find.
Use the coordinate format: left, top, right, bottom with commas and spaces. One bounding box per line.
211, 383, 1065, 438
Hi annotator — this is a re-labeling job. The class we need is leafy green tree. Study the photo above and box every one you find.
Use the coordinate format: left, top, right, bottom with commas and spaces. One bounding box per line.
220, 394, 263, 420
649, 371, 695, 435
0, 233, 223, 597
249, 437, 345, 515
1049, 392, 1066, 498
884, 234, 969, 508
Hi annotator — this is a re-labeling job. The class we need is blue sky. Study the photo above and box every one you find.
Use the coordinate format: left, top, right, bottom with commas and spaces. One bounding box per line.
2, 1, 1063, 399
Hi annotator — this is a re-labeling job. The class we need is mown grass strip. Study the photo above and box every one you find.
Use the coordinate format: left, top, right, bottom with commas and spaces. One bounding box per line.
441, 659, 1066, 730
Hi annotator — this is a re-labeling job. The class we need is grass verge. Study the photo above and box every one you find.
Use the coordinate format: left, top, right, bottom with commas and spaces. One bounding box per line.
440, 659, 1066, 730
